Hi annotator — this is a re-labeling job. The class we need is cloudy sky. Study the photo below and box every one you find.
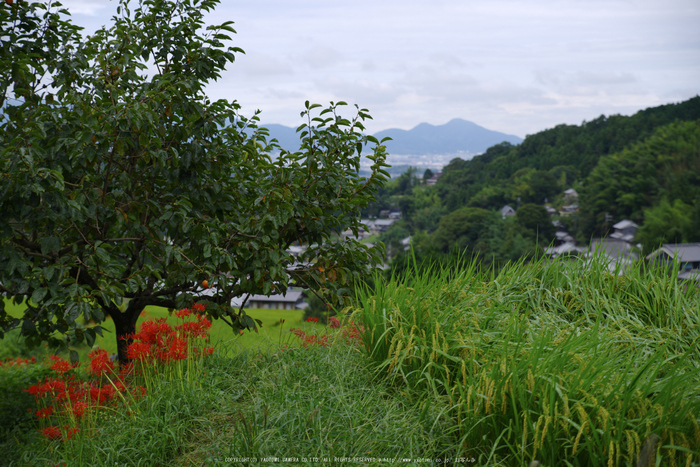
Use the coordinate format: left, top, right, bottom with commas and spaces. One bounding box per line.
59, 0, 699, 138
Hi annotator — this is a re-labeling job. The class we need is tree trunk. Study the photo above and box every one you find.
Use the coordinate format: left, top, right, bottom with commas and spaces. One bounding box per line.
109, 300, 145, 365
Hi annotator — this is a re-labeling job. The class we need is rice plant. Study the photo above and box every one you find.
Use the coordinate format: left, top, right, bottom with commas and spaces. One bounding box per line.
354, 251, 700, 466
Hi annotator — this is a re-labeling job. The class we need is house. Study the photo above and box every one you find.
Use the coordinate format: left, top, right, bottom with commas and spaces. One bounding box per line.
286, 245, 306, 257
559, 204, 578, 217
545, 241, 584, 258
231, 288, 307, 311
340, 227, 371, 241
555, 231, 574, 244
610, 220, 638, 243
500, 205, 516, 220
545, 205, 558, 216
388, 209, 402, 220
401, 236, 412, 251
564, 188, 579, 202
586, 238, 638, 275
646, 243, 700, 270
372, 219, 396, 233
426, 172, 442, 186
678, 269, 700, 288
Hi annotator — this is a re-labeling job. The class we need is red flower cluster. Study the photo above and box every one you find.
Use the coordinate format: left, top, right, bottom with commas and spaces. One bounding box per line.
87, 349, 114, 377
24, 352, 146, 442
328, 316, 341, 329
49, 356, 77, 375
0, 356, 36, 368
339, 322, 365, 346
289, 328, 331, 348
289, 319, 365, 349
40, 425, 78, 441
305, 317, 319, 323
14, 303, 215, 444
125, 305, 213, 363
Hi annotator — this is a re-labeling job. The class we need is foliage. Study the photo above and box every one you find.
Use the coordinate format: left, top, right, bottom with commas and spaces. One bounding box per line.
635, 198, 698, 254
302, 291, 335, 324
354, 253, 700, 466
0, 0, 389, 362
516, 203, 556, 243
578, 119, 700, 238
431, 207, 490, 252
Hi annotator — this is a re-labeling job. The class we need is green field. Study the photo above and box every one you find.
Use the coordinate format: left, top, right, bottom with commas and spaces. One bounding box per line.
1, 300, 318, 360
2, 255, 699, 466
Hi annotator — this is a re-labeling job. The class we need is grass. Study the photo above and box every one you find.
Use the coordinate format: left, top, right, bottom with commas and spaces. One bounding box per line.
355, 252, 700, 465
1, 301, 311, 361
2, 252, 699, 466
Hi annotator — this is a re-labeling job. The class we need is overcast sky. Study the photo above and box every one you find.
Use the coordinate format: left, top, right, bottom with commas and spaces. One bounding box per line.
59, 0, 700, 138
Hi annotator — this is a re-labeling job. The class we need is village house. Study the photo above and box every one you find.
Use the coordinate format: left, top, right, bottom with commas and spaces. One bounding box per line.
500, 205, 516, 219
585, 238, 638, 275
426, 172, 442, 186
371, 218, 396, 233
646, 243, 700, 270
610, 219, 638, 243
231, 288, 308, 311
646, 243, 700, 288
563, 188, 579, 203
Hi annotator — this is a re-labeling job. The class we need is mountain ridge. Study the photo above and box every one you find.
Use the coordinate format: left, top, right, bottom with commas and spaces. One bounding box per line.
261, 118, 523, 156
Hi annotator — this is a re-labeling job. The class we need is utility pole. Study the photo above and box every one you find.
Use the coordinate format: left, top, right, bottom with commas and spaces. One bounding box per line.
604, 212, 613, 235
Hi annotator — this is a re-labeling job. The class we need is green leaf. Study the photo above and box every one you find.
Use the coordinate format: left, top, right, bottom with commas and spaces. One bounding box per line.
85, 328, 96, 347
39, 237, 60, 256
22, 320, 36, 336
70, 350, 79, 365
31, 288, 48, 304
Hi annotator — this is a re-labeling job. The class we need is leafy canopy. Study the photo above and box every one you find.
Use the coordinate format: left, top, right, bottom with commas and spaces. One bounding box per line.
0, 0, 390, 362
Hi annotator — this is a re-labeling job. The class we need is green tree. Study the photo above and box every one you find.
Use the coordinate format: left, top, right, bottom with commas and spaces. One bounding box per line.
0, 0, 389, 363
516, 204, 555, 243
431, 207, 490, 252
636, 199, 693, 254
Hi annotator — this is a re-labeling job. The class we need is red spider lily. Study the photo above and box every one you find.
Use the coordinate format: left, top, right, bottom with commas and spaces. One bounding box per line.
136, 319, 175, 347
174, 307, 192, 319
305, 317, 319, 323
41, 426, 62, 441
71, 401, 87, 418
42, 426, 79, 441
167, 336, 189, 360
200, 346, 214, 357
0, 356, 36, 368
27, 378, 66, 398
192, 303, 206, 313
50, 356, 74, 375
126, 341, 152, 361
36, 406, 55, 419
328, 316, 341, 329
176, 315, 211, 339
88, 383, 116, 405
87, 349, 114, 376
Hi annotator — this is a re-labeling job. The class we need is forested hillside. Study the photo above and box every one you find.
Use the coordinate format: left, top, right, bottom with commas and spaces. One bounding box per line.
369, 96, 700, 272
579, 120, 700, 249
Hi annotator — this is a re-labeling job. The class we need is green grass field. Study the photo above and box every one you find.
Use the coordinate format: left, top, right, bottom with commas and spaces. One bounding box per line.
2, 253, 699, 466
1, 300, 318, 361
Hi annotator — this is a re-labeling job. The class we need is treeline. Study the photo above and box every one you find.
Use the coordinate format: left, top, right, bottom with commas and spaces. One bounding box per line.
366, 96, 700, 274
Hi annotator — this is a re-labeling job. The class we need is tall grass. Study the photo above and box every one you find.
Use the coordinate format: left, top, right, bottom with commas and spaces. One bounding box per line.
354, 252, 700, 466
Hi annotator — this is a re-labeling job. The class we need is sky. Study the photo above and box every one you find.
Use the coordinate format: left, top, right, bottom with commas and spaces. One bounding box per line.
57, 0, 700, 139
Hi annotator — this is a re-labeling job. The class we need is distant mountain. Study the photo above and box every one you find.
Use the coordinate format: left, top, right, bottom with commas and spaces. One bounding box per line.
374, 119, 523, 156
260, 124, 302, 153
260, 119, 523, 156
